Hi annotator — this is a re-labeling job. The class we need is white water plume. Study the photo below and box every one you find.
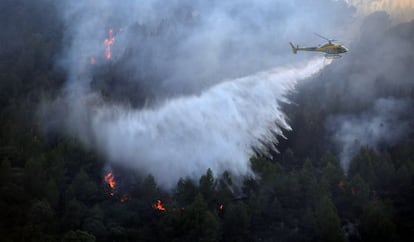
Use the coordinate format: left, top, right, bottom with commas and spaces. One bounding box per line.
76, 58, 329, 189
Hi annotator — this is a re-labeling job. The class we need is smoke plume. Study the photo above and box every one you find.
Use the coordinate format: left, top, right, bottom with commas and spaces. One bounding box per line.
48, 0, 351, 188
55, 0, 353, 99
345, 0, 414, 22
303, 12, 414, 171
327, 98, 413, 171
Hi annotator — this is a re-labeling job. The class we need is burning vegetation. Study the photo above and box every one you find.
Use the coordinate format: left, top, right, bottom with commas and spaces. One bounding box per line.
104, 29, 115, 59
218, 204, 224, 211
104, 171, 116, 189
103, 171, 130, 202
153, 200, 166, 211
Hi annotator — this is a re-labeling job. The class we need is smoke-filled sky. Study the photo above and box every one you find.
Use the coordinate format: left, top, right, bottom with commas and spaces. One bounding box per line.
346, 0, 414, 22
327, 98, 413, 171
306, 10, 414, 170
45, 0, 414, 188
57, 0, 353, 97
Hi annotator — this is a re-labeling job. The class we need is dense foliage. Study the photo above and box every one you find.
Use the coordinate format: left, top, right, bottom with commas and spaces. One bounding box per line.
1, 1, 413, 241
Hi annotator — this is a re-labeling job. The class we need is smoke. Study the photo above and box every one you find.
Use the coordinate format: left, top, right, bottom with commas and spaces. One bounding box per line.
313, 13, 414, 171
345, 0, 414, 22
61, 58, 329, 189
55, 0, 353, 99
327, 98, 412, 171
46, 0, 353, 188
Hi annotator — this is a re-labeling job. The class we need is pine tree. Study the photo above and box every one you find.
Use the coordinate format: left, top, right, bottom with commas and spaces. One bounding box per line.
315, 196, 345, 242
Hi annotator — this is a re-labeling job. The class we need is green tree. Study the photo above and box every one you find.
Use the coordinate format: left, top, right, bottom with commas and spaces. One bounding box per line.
300, 159, 320, 206
315, 196, 345, 242
62, 230, 96, 242
45, 178, 59, 208
175, 177, 198, 206
280, 148, 299, 170
185, 194, 220, 242
250, 156, 281, 180
82, 205, 106, 240
108, 226, 128, 242
319, 151, 338, 169
46, 156, 67, 189
223, 202, 251, 242
300, 207, 317, 241
373, 152, 396, 194
62, 199, 84, 230
360, 202, 398, 242
216, 171, 234, 207
28, 199, 55, 226
348, 148, 376, 185
141, 174, 160, 204
24, 157, 46, 197
199, 168, 216, 205
26, 199, 57, 238
321, 159, 346, 210
348, 174, 370, 215
0, 159, 12, 184
71, 169, 98, 204
160, 194, 220, 242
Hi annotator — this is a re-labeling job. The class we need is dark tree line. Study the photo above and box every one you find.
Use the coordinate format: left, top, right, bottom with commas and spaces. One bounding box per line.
1, 129, 413, 241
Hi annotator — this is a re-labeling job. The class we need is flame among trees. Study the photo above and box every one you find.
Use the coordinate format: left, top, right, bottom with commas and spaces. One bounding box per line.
104, 29, 115, 59
153, 200, 166, 211
104, 172, 116, 189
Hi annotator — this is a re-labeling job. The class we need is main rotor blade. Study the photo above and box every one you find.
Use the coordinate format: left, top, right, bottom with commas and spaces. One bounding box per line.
314, 33, 336, 42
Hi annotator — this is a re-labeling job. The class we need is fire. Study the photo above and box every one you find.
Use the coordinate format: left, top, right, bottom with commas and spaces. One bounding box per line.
104, 172, 116, 189
152, 200, 166, 211
218, 204, 224, 210
104, 29, 115, 59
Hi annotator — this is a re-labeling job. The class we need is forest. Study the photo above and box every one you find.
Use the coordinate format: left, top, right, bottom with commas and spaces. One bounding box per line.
0, 1, 413, 241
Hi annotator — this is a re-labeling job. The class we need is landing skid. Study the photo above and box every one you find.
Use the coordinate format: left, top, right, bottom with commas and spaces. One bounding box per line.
325, 54, 342, 59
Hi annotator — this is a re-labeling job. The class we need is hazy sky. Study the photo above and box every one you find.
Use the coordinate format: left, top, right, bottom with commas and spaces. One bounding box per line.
346, 0, 414, 21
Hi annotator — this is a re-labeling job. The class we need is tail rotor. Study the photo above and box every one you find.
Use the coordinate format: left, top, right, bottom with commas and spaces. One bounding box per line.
289, 42, 298, 54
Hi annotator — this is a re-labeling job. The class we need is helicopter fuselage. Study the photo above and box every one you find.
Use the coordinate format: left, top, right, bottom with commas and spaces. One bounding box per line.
314, 43, 348, 54
289, 36, 349, 58
296, 43, 348, 55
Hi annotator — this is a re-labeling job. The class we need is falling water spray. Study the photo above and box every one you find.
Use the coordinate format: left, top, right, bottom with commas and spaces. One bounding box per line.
63, 58, 330, 189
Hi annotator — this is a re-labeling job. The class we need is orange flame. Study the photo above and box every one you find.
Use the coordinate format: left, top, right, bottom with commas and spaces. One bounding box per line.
104, 172, 116, 189
104, 29, 115, 59
153, 200, 166, 211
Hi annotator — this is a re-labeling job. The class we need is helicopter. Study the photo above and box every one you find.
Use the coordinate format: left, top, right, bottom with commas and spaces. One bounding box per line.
289, 33, 348, 58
